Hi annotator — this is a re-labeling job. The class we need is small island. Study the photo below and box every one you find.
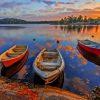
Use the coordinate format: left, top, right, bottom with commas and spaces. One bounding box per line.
58, 15, 100, 25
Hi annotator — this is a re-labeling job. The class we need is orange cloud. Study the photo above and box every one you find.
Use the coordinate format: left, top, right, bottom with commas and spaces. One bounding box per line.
50, 8, 65, 12
94, 7, 100, 11
55, 3, 63, 7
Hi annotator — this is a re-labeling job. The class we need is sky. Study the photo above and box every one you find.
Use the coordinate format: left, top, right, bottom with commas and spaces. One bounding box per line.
0, 0, 100, 21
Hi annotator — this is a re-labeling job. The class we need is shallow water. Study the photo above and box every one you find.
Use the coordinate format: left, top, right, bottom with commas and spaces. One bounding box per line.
0, 24, 100, 96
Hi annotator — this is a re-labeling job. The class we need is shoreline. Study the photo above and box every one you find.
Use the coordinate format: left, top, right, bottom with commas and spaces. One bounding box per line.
0, 23, 100, 25
0, 23, 100, 27
0, 77, 88, 100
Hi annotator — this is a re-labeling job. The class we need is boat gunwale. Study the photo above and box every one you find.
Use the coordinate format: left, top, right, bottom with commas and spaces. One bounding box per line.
78, 40, 100, 50
0, 45, 28, 62
33, 48, 65, 79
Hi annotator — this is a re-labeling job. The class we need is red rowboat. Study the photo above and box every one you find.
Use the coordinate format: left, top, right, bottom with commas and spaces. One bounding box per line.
78, 39, 100, 57
1, 51, 28, 78
0, 45, 28, 67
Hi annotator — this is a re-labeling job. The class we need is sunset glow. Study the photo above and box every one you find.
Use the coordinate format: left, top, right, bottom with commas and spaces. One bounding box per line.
0, 0, 100, 21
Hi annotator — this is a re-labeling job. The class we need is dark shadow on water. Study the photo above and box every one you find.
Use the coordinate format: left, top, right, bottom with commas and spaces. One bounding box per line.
77, 45, 100, 66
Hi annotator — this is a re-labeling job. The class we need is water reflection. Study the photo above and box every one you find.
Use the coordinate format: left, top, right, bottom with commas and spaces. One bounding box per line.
57, 25, 99, 34
0, 26, 26, 30
77, 45, 100, 66
0, 24, 100, 97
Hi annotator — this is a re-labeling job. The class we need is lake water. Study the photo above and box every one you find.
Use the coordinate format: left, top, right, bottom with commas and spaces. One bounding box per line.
0, 24, 100, 97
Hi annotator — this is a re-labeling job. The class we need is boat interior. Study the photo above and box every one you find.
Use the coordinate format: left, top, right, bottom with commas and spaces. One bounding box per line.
80, 40, 100, 49
36, 49, 62, 71
1, 46, 27, 60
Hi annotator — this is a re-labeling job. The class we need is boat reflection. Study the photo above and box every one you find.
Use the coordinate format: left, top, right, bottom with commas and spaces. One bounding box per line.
1, 52, 28, 78
77, 45, 100, 66
34, 71, 64, 88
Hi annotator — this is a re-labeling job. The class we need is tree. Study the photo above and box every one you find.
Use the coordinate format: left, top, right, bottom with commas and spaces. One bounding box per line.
84, 16, 88, 22
88, 17, 94, 23
77, 15, 83, 22
97, 17, 100, 21
64, 17, 67, 24
73, 17, 77, 23
67, 15, 74, 24
60, 18, 64, 24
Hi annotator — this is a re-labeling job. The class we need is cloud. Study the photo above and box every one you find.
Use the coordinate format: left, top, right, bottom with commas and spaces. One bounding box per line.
55, 3, 63, 7
43, 0, 79, 6
94, 7, 100, 11
0, 0, 100, 21
43, 0, 56, 5
31, 0, 42, 2
67, 8, 78, 12
80, 1, 100, 10
44, 0, 79, 3
0, 2, 24, 8
0, 1, 31, 8
95, 7, 100, 9
51, 8, 65, 13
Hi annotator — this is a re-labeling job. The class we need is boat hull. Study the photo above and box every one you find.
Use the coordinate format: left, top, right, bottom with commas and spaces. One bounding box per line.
0, 45, 28, 67
3, 50, 28, 67
1, 51, 28, 78
42, 68, 64, 84
34, 64, 64, 85
78, 40, 100, 57
33, 48, 65, 84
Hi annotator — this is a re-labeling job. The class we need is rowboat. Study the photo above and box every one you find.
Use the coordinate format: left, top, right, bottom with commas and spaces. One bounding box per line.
78, 39, 100, 57
0, 45, 28, 67
1, 51, 28, 78
33, 48, 64, 84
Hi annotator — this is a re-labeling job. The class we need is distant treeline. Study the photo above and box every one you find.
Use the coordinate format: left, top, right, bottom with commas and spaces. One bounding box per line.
0, 16, 100, 25
0, 18, 58, 24
59, 15, 100, 25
